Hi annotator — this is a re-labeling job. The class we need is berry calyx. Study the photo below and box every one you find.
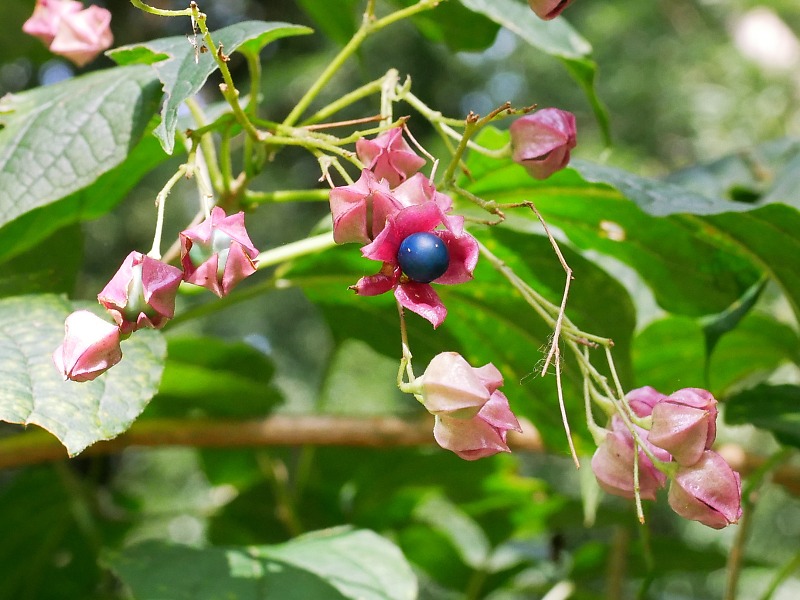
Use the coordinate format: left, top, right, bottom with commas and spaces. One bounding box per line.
397, 232, 449, 283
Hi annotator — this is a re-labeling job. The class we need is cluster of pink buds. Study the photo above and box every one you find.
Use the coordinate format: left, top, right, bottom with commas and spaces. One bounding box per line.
329, 127, 478, 328
591, 387, 742, 529
54, 209, 259, 382
23, 0, 113, 67
408, 352, 522, 460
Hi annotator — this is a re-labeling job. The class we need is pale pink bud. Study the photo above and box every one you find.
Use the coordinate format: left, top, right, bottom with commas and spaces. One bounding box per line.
180, 207, 259, 297
53, 310, 122, 382
649, 388, 718, 466
49, 5, 113, 67
433, 390, 522, 461
591, 415, 671, 501
98, 251, 183, 334
419, 352, 495, 418
668, 450, 742, 529
356, 128, 426, 188
626, 386, 668, 418
22, 0, 82, 46
510, 108, 577, 180
329, 169, 401, 244
527, 0, 575, 21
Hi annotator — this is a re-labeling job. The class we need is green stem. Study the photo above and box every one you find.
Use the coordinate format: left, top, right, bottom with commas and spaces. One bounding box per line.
245, 189, 330, 204
725, 448, 794, 600
129, 0, 193, 17
149, 163, 190, 259
185, 98, 224, 191
282, 0, 442, 128
254, 231, 336, 269
192, 6, 261, 142
301, 75, 388, 126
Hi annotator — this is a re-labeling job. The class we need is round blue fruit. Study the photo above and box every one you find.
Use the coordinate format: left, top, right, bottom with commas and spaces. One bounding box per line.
397, 232, 450, 283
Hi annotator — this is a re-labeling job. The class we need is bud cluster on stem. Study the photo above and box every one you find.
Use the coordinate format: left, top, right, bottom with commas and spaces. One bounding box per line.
591, 386, 742, 529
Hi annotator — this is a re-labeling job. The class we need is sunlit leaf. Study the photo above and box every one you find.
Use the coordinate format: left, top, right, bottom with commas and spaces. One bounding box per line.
0, 66, 161, 233
106, 528, 417, 600
109, 21, 312, 154
0, 295, 165, 455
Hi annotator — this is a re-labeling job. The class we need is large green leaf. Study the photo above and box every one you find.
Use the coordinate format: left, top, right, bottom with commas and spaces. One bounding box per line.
147, 336, 283, 418
0, 119, 169, 263
109, 21, 313, 154
0, 65, 162, 231
631, 316, 706, 393
0, 467, 104, 599
725, 384, 800, 449
709, 313, 799, 396
459, 0, 610, 143
462, 151, 761, 316
0, 295, 165, 455
0, 225, 82, 297
392, 0, 501, 52
106, 528, 417, 600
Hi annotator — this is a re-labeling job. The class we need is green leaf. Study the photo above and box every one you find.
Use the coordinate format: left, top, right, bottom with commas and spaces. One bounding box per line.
571, 159, 754, 216
147, 336, 282, 418
709, 314, 799, 396
109, 21, 313, 154
0, 466, 104, 599
413, 492, 491, 569
296, 0, 361, 45
463, 148, 762, 316
0, 65, 162, 231
0, 295, 165, 456
632, 316, 706, 393
458, 0, 610, 143
392, 0, 501, 52
0, 119, 169, 263
106, 528, 418, 600
725, 384, 800, 448
0, 225, 82, 297
704, 204, 800, 323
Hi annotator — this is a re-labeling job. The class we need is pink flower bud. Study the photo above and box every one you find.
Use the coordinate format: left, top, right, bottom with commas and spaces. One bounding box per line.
356, 127, 426, 188
668, 450, 742, 529
648, 388, 718, 466
180, 207, 259, 297
49, 5, 113, 67
53, 310, 122, 382
22, 0, 82, 46
433, 391, 522, 461
510, 108, 577, 180
419, 352, 495, 418
527, 0, 575, 21
626, 386, 668, 418
329, 170, 401, 244
98, 252, 183, 334
591, 415, 671, 501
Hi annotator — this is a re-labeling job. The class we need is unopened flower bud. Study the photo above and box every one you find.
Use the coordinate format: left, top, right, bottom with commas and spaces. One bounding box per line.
434, 390, 522, 461
418, 352, 495, 418
527, 0, 575, 21
591, 415, 671, 501
53, 310, 122, 382
648, 388, 718, 466
98, 252, 183, 334
356, 127, 426, 188
510, 108, 577, 180
668, 450, 742, 529
180, 207, 259, 297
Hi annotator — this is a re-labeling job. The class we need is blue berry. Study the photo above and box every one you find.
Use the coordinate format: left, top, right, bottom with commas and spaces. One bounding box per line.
397, 232, 449, 283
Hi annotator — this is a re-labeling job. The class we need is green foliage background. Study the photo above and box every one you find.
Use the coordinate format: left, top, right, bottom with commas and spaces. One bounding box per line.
0, 1, 799, 599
